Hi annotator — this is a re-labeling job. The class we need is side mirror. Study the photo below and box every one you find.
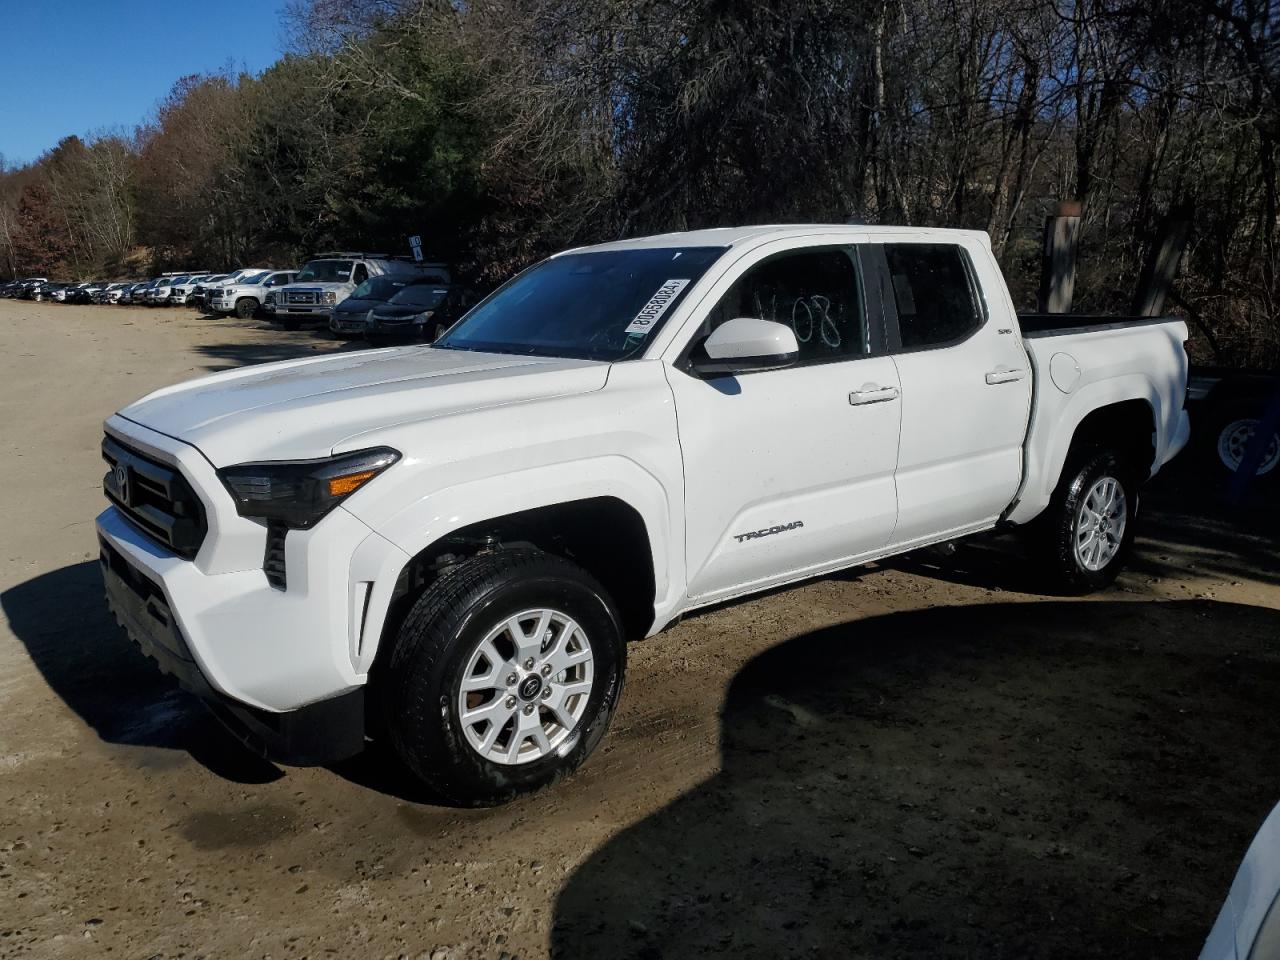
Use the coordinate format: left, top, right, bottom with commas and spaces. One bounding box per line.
691, 317, 799, 376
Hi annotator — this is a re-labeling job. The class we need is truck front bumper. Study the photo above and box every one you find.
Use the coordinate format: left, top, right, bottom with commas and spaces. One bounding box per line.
277, 305, 334, 320
94, 417, 412, 763
100, 532, 365, 764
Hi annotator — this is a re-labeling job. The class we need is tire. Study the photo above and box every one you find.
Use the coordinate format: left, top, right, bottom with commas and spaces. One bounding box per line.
1031, 446, 1139, 594
381, 549, 625, 807
234, 297, 257, 319
1201, 399, 1280, 482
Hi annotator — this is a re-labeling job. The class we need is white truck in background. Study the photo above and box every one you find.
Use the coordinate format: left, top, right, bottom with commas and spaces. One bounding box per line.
209, 269, 298, 319
97, 225, 1189, 806
273, 253, 444, 330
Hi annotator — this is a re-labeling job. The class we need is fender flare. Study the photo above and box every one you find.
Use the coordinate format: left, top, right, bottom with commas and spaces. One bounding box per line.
350, 455, 678, 672
1009, 374, 1164, 525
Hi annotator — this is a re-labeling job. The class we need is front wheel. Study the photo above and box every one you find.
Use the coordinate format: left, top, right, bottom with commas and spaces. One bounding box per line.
1031, 447, 1139, 594
234, 297, 257, 319
381, 549, 625, 806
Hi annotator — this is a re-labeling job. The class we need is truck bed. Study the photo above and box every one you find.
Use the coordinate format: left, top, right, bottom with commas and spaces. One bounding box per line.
1005, 314, 1191, 525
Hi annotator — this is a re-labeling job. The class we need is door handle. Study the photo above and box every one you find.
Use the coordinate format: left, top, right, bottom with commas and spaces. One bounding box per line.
849, 384, 900, 405
985, 368, 1026, 385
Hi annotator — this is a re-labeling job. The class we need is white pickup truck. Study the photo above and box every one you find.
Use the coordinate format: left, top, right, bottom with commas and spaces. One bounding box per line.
97, 225, 1190, 805
273, 253, 438, 330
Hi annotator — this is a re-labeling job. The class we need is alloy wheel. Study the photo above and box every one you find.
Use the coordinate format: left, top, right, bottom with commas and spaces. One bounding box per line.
455, 608, 595, 766
1073, 475, 1127, 572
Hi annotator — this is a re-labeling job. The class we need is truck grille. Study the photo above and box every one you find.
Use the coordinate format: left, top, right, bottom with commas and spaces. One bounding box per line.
102, 435, 207, 559
286, 291, 318, 305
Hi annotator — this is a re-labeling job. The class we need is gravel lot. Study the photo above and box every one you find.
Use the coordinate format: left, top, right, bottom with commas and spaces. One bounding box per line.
1, 299, 1278, 959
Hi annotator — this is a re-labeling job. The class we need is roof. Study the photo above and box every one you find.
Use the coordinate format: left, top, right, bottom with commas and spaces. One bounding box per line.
569, 223, 992, 254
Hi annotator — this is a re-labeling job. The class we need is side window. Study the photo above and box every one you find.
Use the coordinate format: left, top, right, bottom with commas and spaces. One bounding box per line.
883, 244, 982, 349
352, 263, 369, 285
696, 247, 867, 365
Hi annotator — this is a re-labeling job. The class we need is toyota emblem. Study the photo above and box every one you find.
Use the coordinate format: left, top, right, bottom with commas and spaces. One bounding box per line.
115, 464, 129, 502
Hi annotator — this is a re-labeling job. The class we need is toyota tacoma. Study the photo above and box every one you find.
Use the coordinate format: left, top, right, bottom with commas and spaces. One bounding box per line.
97, 225, 1190, 805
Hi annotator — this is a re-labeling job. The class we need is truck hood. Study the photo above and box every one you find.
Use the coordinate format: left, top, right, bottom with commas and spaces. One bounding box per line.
118, 346, 610, 465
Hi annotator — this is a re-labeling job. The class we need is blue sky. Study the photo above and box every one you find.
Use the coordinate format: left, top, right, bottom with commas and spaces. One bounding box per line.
0, 0, 285, 165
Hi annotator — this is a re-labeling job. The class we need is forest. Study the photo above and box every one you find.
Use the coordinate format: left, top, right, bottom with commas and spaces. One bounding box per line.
1, 0, 1276, 366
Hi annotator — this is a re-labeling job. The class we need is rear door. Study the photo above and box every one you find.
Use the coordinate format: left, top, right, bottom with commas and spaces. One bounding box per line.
873, 239, 1032, 546
667, 239, 902, 602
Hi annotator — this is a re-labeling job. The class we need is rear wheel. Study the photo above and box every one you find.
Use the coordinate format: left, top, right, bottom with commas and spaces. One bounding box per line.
1031, 447, 1139, 593
380, 549, 625, 807
1205, 400, 1280, 481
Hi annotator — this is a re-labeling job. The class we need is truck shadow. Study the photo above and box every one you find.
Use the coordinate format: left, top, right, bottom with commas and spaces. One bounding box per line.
1, 561, 283, 784
552, 599, 1280, 959
887, 468, 1280, 594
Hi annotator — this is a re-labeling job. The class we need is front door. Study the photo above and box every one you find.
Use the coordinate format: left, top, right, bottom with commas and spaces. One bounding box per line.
667, 242, 902, 603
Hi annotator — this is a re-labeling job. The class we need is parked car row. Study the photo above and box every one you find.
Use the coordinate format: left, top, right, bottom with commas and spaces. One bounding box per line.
260, 251, 469, 343
0, 269, 295, 313
2, 251, 474, 344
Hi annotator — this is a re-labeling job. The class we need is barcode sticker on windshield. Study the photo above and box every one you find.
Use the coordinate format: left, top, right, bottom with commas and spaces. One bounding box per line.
625, 278, 691, 335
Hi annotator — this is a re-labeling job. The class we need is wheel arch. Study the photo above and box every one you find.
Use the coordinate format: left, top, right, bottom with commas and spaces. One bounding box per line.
362, 496, 658, 684
350, 457, 678, 677
1009, 379, 1162, 525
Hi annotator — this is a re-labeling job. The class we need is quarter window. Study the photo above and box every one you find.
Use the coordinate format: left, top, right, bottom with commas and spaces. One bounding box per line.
883, 244, 982, 349
696, 247, 867, 365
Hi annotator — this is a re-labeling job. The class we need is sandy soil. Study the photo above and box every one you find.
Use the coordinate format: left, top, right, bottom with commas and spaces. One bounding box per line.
0, 298, 1277, 959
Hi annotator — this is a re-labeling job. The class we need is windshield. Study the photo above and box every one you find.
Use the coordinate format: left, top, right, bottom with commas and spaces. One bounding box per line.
350, 276, 405, 301
389, 283, 448, 308
170, 275, 189, 284
295, 259, 353, 283
436, 247, 725, 361
239, 271, 269, 285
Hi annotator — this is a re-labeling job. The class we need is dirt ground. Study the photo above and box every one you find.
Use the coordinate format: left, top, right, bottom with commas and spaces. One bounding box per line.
1, 298, 1278, 960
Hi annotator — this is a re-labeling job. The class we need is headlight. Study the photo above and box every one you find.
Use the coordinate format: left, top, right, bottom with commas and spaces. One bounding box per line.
218, 447, 400, 529
415, 310, 435, 324
322, 291, 337, 304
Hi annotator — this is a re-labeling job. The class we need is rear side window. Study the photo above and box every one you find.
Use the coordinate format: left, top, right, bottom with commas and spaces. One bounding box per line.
884, 244, 982, 349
